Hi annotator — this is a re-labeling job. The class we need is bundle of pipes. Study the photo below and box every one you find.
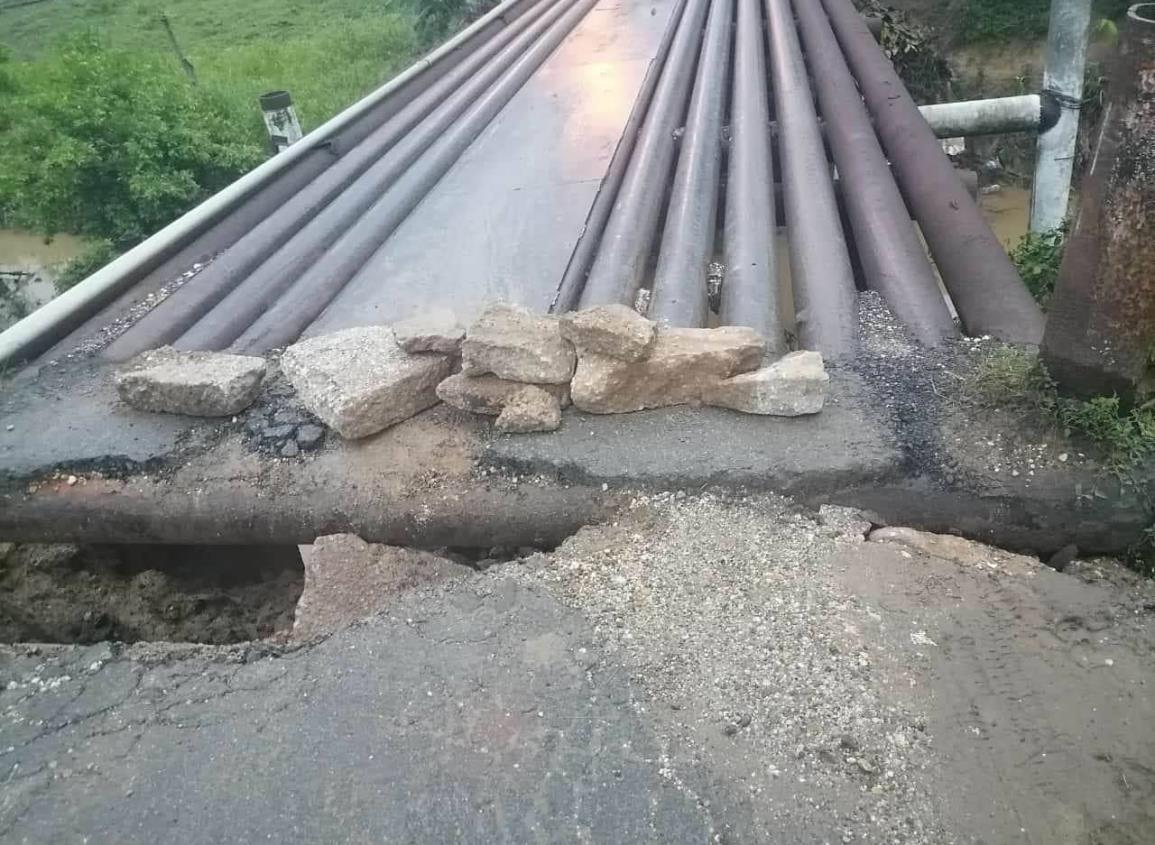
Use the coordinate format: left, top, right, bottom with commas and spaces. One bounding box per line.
5, 0, 1042, 367
567, 0, 1043, 357
103, 0, 596, 360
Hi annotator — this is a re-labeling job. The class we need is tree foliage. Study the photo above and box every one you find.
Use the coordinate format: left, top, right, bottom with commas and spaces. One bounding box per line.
0, 36, 263, 248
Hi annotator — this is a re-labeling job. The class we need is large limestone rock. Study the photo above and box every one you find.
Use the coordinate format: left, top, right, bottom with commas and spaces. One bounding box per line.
116, 346, 266, 417
281, 326, 451, 439
559, 304, 656, 362
293, 534, 471, 639
436, 373, 569, 415
571, 326, 764, 414
393, 312, 465, 354
461, 303, 575, 384
705, 351, 828, 416
495, 385, 562, 433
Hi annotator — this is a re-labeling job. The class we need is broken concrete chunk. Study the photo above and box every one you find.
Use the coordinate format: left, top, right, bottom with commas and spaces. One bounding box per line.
393, 312, 465, 354
116, 346, 266, 417
280, 326, 451, 439
868, 526, 1040, 570
495, 385, 562, 433
559, 304, 656, 362
461, 303, 575, 384
705, 351, 828, 416
436, 373, 569, 415
571, 326, 765, 414
293, 534, 471, 639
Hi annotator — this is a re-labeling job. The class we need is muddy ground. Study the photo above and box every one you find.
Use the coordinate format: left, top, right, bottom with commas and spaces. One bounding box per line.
0, 543, 302, 644
1, 493, 1151, 843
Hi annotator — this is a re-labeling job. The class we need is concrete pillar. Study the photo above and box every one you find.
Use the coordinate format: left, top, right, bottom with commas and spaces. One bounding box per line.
259, 90, 304, 154
1030, 0, 1093, 233
1040, 4, 1155, 399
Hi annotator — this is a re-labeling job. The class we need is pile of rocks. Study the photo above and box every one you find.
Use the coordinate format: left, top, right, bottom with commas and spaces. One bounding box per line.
114, 302, 828, 445
436, 302, 828, 428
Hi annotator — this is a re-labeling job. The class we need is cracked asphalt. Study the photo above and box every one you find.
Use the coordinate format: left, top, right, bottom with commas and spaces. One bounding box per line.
2, 494, 1154, 843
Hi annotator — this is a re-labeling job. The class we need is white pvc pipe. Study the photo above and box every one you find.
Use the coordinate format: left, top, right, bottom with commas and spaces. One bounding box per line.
0, 0, 537, 366
1030, 0, 1093, 232
919, 94, 1044, 138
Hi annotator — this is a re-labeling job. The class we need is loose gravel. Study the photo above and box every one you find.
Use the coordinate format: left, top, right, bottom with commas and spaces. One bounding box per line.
515, 492, 948, 844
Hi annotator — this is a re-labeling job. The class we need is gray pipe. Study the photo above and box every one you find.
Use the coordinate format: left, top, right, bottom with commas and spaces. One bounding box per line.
919, 94, 1048, 138
648, 0, 733, 326
719, 0, 783, 349
793, 0, 957, 346
820, 0, 1044, 344
764, 0, 857, 358
106, 0, 560, 360
174, 0, 580, 352
577, 0, 712, 309
551, 0, 691, 314
230, 0, 599, 353
1030, 0, 1092, 232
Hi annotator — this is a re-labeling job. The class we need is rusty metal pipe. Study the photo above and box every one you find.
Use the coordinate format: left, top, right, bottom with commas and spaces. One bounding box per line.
649, 0, 733, 326
552, 0, 691, 314
793, 0, 957, 346
819, 0, 1044, 344
765, 0, 857, 358
106, 0, 562, 359
719, 0, 784, 349
577, 0, 712, 309
232, 0, 598, 352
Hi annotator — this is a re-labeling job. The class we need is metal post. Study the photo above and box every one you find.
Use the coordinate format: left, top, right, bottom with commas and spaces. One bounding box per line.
1030, 0, 1093, 232
259, 91, 305, 154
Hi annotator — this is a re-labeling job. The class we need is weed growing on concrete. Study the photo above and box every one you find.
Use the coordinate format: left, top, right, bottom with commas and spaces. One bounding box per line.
1009, 228, 1065, 307
970, 346, 1155, 472
970, 345, 1155, 573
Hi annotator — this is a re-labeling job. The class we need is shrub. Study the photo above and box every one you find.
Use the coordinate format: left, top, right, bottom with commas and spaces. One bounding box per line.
1009, 228, 1065, 306
0, 36, 264, 248
54, 239, 120, 293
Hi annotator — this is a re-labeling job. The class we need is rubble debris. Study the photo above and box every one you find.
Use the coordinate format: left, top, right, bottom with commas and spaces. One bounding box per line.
436, 372, 569, 415
116, 346, 266, 417
281, 326, 451, 439
570, 326, 764, 413
393, 312, 466, 354
293, 534, 471, 639
495, 385, 562, 433
559, 303, 656, 362
462, 303, 575, 384
705, 351, 828, 416
869, 526, 1040, 570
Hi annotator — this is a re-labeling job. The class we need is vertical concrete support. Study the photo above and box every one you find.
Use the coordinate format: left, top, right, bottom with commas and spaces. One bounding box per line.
1041, 4, 1155, 398
259, 91, 305, 153
1030, 0, 1093, 233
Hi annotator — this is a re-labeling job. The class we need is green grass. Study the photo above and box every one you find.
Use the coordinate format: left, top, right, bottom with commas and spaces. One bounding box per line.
968, 345, 1155, 572
969, 346, 1155, 474
957, 0, 1133, 45
0, 0, 425, 135
1, 0, 415, 60
1009, 228, 1065, 307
